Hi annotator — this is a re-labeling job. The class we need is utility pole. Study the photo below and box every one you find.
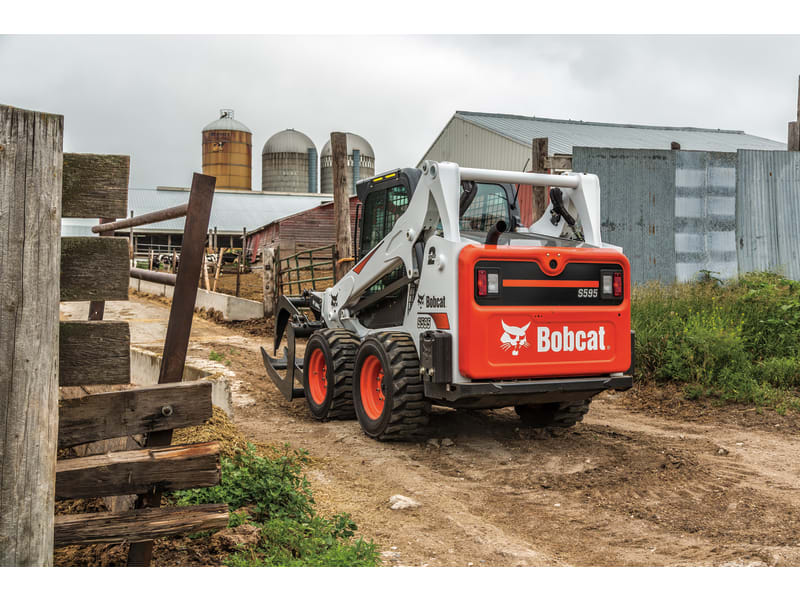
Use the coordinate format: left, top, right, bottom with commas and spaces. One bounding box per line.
789, 75, 800, 152
531, 138, 549, 222
331, 132, 353, 281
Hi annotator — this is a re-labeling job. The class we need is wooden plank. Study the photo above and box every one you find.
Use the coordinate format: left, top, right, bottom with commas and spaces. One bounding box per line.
60, 236, 130, 302
62, 153, 129, 218
56, 441, 221, 500
789, 121, 799, 153
544, 155, 573, 171
59, 321, 130, 386
0, 104, 63, 566
59, 381, 212, 448
54, 504, 228, 547
58, 381, 212, 448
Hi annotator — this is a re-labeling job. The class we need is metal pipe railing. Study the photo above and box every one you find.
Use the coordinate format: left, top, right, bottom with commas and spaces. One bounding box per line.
92, 203, 189, 233
459, 167, 580, 189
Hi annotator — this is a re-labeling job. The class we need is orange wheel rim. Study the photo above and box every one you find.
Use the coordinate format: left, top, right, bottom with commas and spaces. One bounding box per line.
360, 355, 385, 420
308, 348, 328, 406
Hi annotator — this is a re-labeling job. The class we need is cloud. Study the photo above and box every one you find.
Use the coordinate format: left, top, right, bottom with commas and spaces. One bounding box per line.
1, 35, 796, 189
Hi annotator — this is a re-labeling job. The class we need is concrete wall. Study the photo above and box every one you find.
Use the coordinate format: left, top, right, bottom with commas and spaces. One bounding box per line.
130, 347, 232, 416
129, 277, 263, 321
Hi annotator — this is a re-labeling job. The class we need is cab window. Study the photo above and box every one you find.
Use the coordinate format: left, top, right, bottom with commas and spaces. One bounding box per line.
459, 183, 510, 232
359, 184, 410, 257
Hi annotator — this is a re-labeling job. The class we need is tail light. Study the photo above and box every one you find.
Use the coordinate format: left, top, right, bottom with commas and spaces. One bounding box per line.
613, 271, 623, 297
476, 269, 499, 297
477, 269, 488, 296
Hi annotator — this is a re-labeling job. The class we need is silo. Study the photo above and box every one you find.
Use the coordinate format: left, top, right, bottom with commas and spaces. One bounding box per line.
261, 129, 318, 193
320, 133, 375, 195
202, 109, 252, 190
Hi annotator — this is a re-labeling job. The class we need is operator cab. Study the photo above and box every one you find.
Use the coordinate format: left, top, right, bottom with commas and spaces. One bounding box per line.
354, 168, 519, 329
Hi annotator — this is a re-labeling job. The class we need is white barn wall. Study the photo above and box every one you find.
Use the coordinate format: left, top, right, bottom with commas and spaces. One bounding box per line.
419, 116, 531, 171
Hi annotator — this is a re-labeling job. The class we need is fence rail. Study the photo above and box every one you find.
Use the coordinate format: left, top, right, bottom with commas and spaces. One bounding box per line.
278, 244, 337, 296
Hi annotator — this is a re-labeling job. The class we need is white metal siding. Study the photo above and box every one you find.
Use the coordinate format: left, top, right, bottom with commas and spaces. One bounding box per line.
419, 117, 531, 171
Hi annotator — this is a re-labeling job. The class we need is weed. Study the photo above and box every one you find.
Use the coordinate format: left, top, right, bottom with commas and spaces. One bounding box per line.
209, 350, 225, 362
172, 444, 379, 567
633, 272, 800, 411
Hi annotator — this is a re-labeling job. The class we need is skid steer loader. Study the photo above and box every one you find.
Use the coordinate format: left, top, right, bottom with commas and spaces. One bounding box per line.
262, 161, 633, 440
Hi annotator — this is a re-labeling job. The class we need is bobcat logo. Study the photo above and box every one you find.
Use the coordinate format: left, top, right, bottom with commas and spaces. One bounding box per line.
417, 293, 425, 309
330, 293, 338, 308
500, 320, 530, 356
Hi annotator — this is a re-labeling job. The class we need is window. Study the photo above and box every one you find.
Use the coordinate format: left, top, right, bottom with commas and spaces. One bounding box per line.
359, 184, 410, 257
459, 183, 510, 232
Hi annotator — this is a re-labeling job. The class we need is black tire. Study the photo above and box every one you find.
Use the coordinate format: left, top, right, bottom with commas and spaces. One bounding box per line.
515, 399, 592, 429
353, 332, 431, 441
302, 329, 360, 421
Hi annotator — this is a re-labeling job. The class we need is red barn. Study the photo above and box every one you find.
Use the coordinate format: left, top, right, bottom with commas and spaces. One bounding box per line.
246, 196, 359, 262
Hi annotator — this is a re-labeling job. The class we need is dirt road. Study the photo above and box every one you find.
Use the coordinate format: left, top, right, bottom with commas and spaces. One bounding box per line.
105, 297, 800, 566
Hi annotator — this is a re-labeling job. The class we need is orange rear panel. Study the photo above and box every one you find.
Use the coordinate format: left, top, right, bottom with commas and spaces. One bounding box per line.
458, 245, 631, 380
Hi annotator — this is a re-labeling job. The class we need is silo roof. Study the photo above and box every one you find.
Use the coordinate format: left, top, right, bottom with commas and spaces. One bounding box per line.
452, 111, 785, 154
262, 129, 316, 155
320, 132, 374, 157
202, 110, 252, 134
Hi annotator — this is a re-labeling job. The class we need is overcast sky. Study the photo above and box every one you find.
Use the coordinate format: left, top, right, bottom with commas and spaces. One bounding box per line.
1, 35, 798, 190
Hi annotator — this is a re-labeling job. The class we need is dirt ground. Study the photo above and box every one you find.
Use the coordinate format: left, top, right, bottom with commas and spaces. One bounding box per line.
197, 319, 800, 566
60, 296, 800, 566
206, 269, 263, 302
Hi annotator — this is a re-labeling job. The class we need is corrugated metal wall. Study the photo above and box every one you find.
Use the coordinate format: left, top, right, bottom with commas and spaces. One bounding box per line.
737, 150, 800, 280
674, 151, 737, 282
573, 147, 676, 285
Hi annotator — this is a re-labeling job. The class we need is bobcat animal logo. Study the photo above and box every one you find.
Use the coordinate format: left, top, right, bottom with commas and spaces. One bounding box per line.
417, 293, 425, 309
500, 320, 530, 356
330, 293, 338, 308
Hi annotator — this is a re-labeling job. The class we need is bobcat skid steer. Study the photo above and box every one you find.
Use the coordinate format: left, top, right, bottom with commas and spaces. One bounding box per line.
262, 161, 633, 440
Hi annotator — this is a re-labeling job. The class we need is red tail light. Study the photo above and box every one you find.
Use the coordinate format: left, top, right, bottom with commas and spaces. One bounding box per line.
613, 271, 623, 297
477, 269, 488, 296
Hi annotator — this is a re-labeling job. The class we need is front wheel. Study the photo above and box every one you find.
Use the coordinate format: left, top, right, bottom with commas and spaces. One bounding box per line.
353, 332, 430, 441
302, 329, 359, 421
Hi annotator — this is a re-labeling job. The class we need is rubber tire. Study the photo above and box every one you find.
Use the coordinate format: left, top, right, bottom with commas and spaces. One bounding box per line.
353, 332, 431, 441
302, 329, 360, 421
515, 399, 592, 429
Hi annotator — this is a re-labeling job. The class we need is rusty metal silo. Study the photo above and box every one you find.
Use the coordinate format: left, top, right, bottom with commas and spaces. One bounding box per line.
320, 132, 375, 195
261, 129, 318, 193
202, 109, 252, 190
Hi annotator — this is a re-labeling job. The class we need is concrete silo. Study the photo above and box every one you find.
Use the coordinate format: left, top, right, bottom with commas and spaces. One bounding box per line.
202, 109, 252, 190
261, 129, 318, 193
320, 132, 375, 195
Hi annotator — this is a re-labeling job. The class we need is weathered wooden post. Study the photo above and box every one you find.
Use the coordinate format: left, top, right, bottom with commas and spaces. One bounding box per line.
531, 137, 549, 221
330, 132, 354, 281
789, 75, 800, 152
0, 104, 63, 566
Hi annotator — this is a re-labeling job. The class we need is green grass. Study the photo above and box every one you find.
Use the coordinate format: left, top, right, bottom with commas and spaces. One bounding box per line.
208, 350, 225, 362
171, 443, 380, 567
632, 272, 800, 412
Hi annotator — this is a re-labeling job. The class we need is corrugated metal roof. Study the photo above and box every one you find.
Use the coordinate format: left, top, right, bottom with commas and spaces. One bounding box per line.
127, 188, 332, 234
456, 111, 786, 154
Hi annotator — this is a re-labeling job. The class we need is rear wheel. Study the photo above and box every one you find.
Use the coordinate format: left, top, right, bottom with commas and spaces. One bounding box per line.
353, 332, 431, 441
302, 329, 360, 421
515, 399, 592, 429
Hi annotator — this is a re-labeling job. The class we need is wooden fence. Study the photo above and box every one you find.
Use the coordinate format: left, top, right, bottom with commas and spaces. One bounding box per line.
0, 104, 227, 567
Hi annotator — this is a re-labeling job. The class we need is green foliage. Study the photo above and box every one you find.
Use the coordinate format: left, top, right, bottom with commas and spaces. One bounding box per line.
172, 444, 379, 567
632, 272, 800, 411
208, 350, 225, 362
